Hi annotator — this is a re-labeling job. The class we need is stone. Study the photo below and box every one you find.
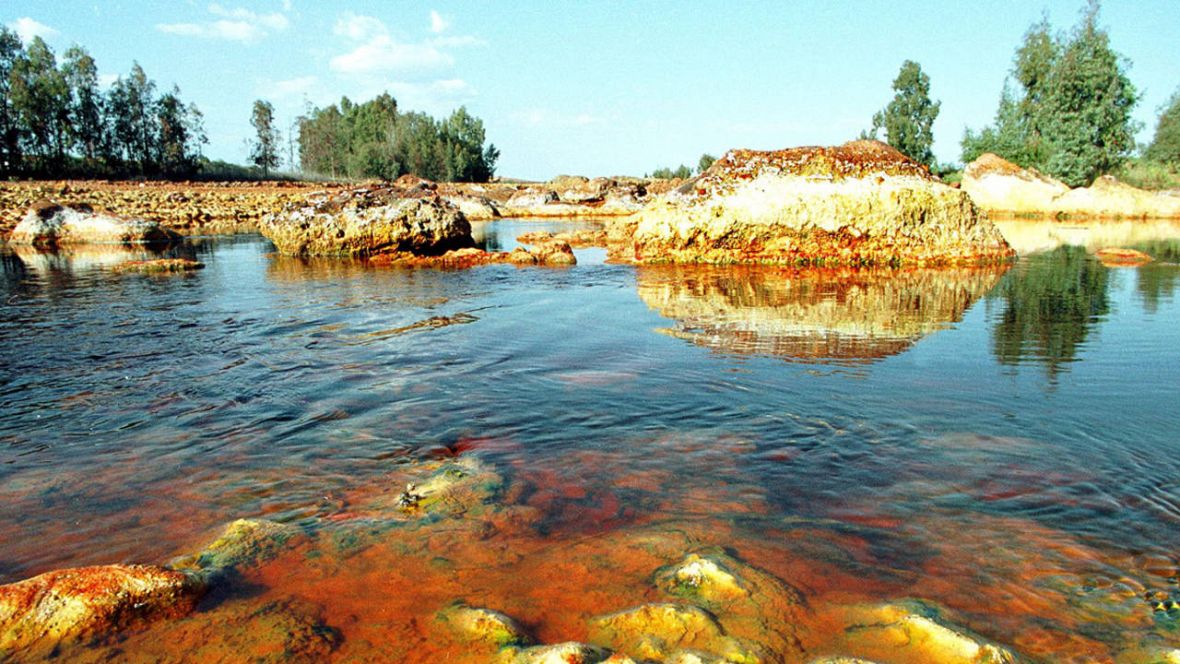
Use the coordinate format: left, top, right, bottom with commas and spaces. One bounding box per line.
0, 564, 205, 652
110, 258, 204, 274
961, 153, 1072, 215
1095, 247, 1153, 265
623, 141, 1013, 266
259, 187, 473, 257
8, 202, 181, 247
500, 641, 613, 663
437, 602, 533, 648
444, 194, 501, 220
963, 153, 1180, 219
655, 553, 751, 605
528, 239, 577, 265
517, 229, 608, 248
588, 603, 769, 663
832, 600, 1016, 664
170, 518, 301, 581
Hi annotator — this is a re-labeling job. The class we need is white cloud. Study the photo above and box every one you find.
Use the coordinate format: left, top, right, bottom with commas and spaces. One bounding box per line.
330, 14, 453, 76
156, 3, 290, 43
8, 17, 59, 44
514, 108, 604, 128
261, 75, 320, 100
429, 10, 449, 34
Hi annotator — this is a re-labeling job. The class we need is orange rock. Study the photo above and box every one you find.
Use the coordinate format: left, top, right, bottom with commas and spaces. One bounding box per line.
0, 564, 205, 652
1095, 247, 1153, 265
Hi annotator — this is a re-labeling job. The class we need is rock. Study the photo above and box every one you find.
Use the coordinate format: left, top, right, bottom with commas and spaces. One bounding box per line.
111, 258, 204, 274
588, 603, 769, 663
807, 659, 879, 664
517, 229, 608, 248
170, 518, 301, 581
624, 141, 1013, 266
260, 187, 473, 257
507, 189, 560, 208
1095, 247, 1153, 265
1117, 646, 1180, 663
444, 194, 501, 220
340, 456, 504, 523
961, 153, 1072, 215
831, 600, 1016, 664
0, 564, 205, 652
962, 153, 1180, 219
499, 641, 613, 664
437, 602, 533, 648
655, 553, 751, 605
528, 239, 577, 265
8, 202, 181, 247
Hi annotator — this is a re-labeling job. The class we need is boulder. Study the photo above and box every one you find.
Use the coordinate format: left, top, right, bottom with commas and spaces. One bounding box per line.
624, 141, 1013, 266
829, 600, 1016, 664
8, 202, 181, 247
0, 564, 205, 652
437, 602, 533, 649
962, 153, 1180, 219
111, 258, 204, 274
444, 194, 501, 220
170, 518, 301, 581
961, 153, 1071, 214
588, 603, 769, 663
500, 641, 613, 663
259, 187, 473, 257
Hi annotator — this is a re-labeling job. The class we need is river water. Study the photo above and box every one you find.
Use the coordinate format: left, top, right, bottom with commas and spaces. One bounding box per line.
1, 218, 1179, 662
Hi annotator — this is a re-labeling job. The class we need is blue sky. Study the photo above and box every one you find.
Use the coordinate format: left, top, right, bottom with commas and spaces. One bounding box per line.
4, 1, 1178, 180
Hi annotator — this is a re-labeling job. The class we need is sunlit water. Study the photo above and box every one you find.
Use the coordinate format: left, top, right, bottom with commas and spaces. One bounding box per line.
2, 218, 1180, 661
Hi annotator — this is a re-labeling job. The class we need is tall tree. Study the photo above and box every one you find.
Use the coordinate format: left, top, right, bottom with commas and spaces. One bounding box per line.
867, 60, 941, 168
0, 27, 23, 174
1037, 3, 1138, 186
1145, 88, 1180, 165
697, 153, 717, 174
61, 45, 104, 162
10, 36, 70, 165
962, 3, 1138, 186
249, 99, 281, 177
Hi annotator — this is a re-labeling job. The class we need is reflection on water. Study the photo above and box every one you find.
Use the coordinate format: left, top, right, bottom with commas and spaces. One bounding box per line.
993, 217, 1180, 256
2, 223, 1180, 662
637, 265, 1009, 364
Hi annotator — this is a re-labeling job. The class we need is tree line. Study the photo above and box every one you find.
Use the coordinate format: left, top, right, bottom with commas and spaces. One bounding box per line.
294, 93, 499, 182
866, 2, 1178, 187
0, 28, 207, 179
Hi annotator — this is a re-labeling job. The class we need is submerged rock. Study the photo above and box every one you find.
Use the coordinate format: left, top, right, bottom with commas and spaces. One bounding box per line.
655, 553, 752, 605
963, 153, 1180, 219
0, 564, 205, 652
829, 600, 1016, 664
110, 257, 204, 274
1095, 247, 1153, 266
8, 202, 181, 247
170, 518, 301, 581
260, 187, 473, 257
437, 602, 534, 649
622, 141, 1013, 266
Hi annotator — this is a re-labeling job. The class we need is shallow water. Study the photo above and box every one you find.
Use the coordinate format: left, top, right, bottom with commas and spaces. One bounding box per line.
2, 218, 1180, 661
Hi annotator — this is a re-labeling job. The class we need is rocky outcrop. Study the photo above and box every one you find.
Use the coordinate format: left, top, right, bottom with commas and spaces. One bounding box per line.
0, 564, 205, 652
963, 153, 1180, 219
622, 141, 1013, 266
437, 602, 534, 649
588, 603, 771, 663
170, 518, 302, 581
260, 187, 473, 257
822, 600, 1016, 664
110, 258, 204, 274
9, 202, 181, 247
517, 229, 609, 248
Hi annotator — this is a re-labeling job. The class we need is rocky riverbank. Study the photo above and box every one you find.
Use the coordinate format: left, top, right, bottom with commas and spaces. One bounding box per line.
962, 153, 1180, 220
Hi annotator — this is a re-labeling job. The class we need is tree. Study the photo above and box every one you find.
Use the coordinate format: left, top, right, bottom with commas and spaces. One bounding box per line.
1145, 88, 1180, 165
697, 153, 716, 174
62, 45, 104, 162
1037, 3, 1138, 186
249, 99, 280, 177
866, 60, 941, 168
962, 3, 1138, 186
10, 36, 70, 165
0, 27, 24, 175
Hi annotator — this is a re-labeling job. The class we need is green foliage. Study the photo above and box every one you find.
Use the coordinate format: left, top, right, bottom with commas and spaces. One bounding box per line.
298, 94, 498, 182
650, 164, 692, 179
1111, 158, 1180, 191
962, 3, 1139, 186
249, 99, 281, 177
0, 34, 204, 178
1145, 88, 1180, 165
697, 153, 716, 174
866, 60, 941, 168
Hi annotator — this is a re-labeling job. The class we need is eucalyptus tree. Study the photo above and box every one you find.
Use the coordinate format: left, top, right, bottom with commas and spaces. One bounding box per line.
250, 99, 281, 176
867, 60, 941, 168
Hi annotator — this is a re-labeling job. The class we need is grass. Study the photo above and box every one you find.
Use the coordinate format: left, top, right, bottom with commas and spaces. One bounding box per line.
1112, 159, 1180, 191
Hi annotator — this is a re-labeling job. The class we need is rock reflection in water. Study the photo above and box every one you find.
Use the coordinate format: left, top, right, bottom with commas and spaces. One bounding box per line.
9, 243, 183, 274
637, 265, 1009, 364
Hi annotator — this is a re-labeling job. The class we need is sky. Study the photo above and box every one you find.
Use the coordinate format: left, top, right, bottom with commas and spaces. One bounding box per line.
3, 1, 1178, 180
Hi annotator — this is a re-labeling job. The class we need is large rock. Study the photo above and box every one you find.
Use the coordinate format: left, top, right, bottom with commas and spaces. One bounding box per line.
259, 187, 473, 257
962, 153, 1180, 219
8, 202, 181, 247
588, 603, 770, 663
825, 600, 1016, 664
0, 564, 205, 652
623, 141, 1013, 266
170, 518, 302, 582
